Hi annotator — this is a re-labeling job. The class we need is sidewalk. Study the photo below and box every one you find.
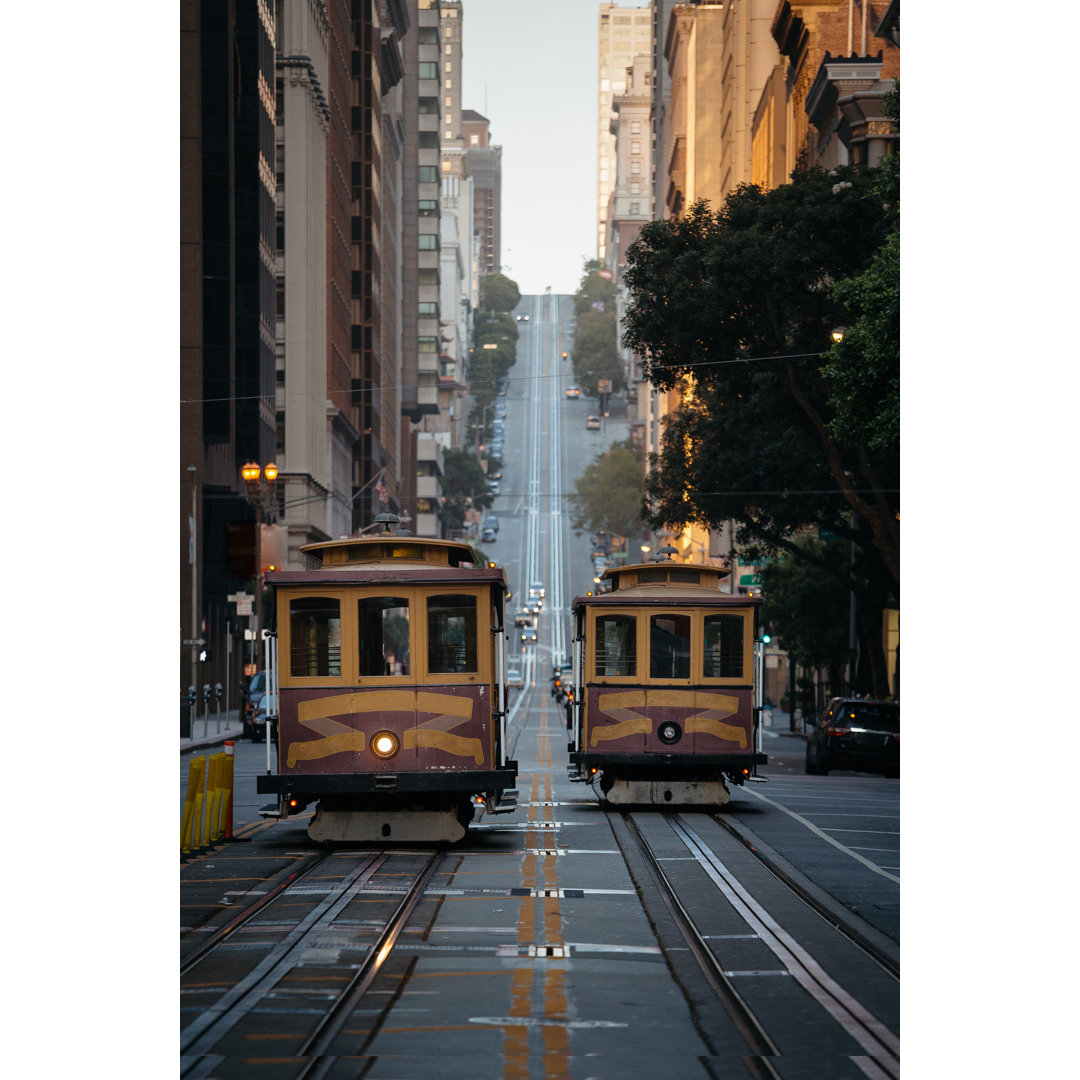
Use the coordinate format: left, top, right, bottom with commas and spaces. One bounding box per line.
760, 709, 810, 740
181, 707, 245, 754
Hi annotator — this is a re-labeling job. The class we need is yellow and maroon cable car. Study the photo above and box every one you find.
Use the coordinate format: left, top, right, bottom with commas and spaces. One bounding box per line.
567, 556, 767, 806
256, 525, 518, 843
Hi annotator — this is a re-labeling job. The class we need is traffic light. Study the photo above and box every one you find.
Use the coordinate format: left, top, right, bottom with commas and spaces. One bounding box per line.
760, 631, 772, 644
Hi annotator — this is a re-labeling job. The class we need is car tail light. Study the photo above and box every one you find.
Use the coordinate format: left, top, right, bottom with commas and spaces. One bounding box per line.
825, 726, 852, 736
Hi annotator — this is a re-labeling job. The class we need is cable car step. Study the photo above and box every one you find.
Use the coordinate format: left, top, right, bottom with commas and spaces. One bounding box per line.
489, 789, 519, 814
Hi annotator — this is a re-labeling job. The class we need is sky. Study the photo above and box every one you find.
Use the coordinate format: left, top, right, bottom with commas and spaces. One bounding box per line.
460, 0, 642, 296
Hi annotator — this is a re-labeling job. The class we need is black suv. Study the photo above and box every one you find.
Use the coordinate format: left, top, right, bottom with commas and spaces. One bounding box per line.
805, 698, 899, 777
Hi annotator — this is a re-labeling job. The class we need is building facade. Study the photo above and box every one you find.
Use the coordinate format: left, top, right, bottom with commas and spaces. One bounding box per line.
597, 3, 653, 262
461, 110, 501, 278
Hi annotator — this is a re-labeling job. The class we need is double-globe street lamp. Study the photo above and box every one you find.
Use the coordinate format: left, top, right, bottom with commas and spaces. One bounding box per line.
242, 461, 278, 676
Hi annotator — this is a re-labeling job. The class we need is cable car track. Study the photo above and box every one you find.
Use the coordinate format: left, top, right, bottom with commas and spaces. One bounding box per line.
180, 850, 441, 1075
614, 808, 900, 1079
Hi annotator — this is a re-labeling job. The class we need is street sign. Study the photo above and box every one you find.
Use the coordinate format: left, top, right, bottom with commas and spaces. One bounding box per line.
182, 637, 206, 646
236, 600, 252, 616
739, 574, 761, 586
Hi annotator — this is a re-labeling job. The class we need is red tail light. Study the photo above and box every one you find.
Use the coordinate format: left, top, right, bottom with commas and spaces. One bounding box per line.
825, 726, 852, 736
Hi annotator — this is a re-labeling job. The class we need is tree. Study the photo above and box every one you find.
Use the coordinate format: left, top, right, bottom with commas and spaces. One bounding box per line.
479, 273, 521, 312
621, 164, 899, 696
439, 448, 495, 534
566, 440, 647, 541
573, 259, 616, 316
572, 309, 623, 395
760, 537, 852, 698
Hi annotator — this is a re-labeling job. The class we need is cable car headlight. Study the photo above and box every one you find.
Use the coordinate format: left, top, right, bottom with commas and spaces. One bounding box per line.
371, 730, 400, 759
658, 721, 682, 745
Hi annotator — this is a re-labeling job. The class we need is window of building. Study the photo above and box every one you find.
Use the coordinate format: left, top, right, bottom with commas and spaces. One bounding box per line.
630, 202, 640, 215
418, 97, 438, 114
418, 233, 438, 250
469, 134, 479, 145
631, 121, 641, 134
418, 130, 439, 149
418, 62, 438, 80
631, 141, 640, 155
703, 614, 746, 679
649, 614, 691, 679
595, 614, 636, 677
418, 165, 439, 183
444, 79, 452, 89
358, 597, 410, 676
418, 27, 438, 44
427, 595, 478, 674
418, 199, 438, 216
418, 336, 438, 352
444, 96, 452, 107
290, 598, 341, 677
630, 161, 640, 175
419, 301, 437, 315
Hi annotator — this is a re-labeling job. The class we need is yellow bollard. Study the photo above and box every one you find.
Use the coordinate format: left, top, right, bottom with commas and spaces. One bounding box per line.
201, 754, 221, 849
182, 756, 206, 855
221, 743, 235, 838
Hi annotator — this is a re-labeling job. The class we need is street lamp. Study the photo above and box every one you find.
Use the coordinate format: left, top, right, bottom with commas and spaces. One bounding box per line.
831, 326, 848, 344
242, 461, 279, 672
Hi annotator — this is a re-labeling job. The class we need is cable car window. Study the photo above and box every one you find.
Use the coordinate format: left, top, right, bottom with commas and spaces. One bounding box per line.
650, 614, 691, 679
358, 596, 410, 676
290, 597, 341, 677
427, 594, 478, 673
703, 613, 745, 678
595, 614, 636, 676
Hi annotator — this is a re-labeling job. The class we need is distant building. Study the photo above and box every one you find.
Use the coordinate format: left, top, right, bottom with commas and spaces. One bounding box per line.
596, 3, 652, 262
461, 110, 502, 277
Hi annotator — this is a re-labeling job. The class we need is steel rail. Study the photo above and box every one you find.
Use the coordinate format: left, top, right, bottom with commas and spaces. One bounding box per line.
669, 813, 900, 1078
293, 851, 443, 1075
712, 811, 900, 980
180, 852, 386, 1065
180, 850, 330, 977
617, 810, 783, 1076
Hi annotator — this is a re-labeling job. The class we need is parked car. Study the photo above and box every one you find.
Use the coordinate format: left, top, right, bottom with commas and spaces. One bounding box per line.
481, 527, 497, 543
507, 664, 525, 689
805, 698, 899, 777
520, 628, 538, 646
242, 671, 267, 735
586, 416, 601, 430
565, 387, 580, 399
247, 692, 277, 743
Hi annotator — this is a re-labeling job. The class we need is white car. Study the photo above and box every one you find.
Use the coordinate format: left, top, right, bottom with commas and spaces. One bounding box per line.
507, 665, 524, 689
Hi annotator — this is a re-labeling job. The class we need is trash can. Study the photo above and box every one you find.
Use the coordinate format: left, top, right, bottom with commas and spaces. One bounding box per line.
181, 697, 192, 739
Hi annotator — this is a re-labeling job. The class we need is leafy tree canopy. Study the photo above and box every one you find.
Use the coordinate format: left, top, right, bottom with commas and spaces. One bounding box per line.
566, 440, 647, 541
622, 165, 898, 595
760, 536, 851, 673
439, 447, 495, 534
479, 273, 521, 312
